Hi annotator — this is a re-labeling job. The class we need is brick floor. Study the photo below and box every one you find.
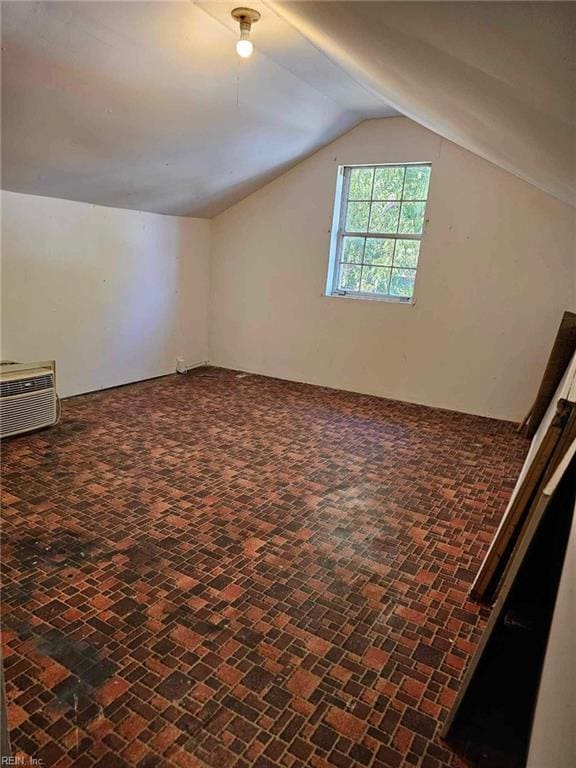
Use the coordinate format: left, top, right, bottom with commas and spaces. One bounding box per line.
1, 368, 528, 768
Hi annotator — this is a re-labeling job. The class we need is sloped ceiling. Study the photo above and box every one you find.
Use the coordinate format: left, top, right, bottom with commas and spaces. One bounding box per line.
0, 1, 396, 217
2, 2, 574, 217
270, 1, 576, 207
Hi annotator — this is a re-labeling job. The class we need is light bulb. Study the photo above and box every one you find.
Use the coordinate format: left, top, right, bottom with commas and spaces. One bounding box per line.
236, 39, 253, 58
232, 8, 260, 59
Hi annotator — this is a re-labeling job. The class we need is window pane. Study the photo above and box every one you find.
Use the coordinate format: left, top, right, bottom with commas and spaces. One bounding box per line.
364, 238, 395, 266
394, 239, 420, 268
373, 166, 405, 200
331, 164, 430, 301
348, 168, 373, 200
361, 266, 391, 294
403, 166, 431, 200
390, 268, 416, 298
398, 202, 425, 234
369, 202, 400, 233
339, 264, 361, 291
346, 202, 370, 232
342, 237, 364, 263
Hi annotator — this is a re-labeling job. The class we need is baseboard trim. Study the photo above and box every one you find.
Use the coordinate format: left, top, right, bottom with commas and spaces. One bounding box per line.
62, 363, 211, 401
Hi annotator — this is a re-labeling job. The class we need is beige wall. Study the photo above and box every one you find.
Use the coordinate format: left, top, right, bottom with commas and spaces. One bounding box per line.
2, 119, 574, 418
1, 191, 211, 398
209, 118, 575, 421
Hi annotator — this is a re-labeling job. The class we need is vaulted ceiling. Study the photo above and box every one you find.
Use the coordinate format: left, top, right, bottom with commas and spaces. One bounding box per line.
272, 1, 576, 207
0, 1, 397, 217
2, 2, 575, 218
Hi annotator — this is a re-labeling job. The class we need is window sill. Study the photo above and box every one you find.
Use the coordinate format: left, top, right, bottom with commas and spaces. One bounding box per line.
323, 292, 415, 305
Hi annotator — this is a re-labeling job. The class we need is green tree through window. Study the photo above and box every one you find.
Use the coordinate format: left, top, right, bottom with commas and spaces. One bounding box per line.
328, 164, 431, 301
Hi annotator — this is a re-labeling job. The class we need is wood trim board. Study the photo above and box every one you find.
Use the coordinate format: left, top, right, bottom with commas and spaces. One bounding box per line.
443, 439, 576, 741
471, 348, 576, 604
521, 311, 576, 438
526, 451, 576, 768
497, 406, 576, 598
470, 399, 574, 603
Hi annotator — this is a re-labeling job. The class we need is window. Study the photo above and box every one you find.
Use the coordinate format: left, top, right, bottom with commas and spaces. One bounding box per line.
326, 163, 431, 303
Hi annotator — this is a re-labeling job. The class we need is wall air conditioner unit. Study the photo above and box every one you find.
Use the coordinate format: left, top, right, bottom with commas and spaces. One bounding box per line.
0, 361, 59, 439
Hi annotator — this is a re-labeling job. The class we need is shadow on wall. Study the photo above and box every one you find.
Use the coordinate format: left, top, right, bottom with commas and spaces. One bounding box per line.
1, 191, 211, 397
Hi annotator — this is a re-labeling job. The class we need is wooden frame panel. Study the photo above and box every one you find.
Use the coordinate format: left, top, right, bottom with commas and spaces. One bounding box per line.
521, 311, 576, 438
443, 439, 576, 741
470, 399, 574, 603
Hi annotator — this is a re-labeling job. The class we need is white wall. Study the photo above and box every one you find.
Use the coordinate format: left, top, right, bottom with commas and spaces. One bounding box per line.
209, 118, 575, 421
2, 119, 574, 419
1, 191, 211, 398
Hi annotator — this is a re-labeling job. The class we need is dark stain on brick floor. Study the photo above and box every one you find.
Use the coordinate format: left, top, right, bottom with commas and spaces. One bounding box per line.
38, 629, 117, 687
1, 367, 528, 767
8, 528, 105, 572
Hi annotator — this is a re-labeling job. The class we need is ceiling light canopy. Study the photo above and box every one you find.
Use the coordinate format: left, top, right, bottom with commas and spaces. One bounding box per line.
231, 7, 260, 59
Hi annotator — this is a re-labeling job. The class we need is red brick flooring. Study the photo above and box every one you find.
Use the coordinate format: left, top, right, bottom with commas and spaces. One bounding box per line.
1, 368, 528, 768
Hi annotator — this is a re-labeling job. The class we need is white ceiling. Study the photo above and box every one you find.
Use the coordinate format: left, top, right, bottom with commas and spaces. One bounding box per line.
2, 2, 574, 217
0, 1, 397, 217
272, 1, 576, 207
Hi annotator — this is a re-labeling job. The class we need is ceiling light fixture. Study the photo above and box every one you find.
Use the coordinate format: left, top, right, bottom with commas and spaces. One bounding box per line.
231, 7, 260, 59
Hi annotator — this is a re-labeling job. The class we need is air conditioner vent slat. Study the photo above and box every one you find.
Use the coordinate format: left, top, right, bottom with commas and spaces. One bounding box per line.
0, 373, 54, 398
0, 363, 58, 438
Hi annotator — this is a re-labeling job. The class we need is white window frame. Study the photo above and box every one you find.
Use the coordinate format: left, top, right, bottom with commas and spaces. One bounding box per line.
325, 162, 431, 304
